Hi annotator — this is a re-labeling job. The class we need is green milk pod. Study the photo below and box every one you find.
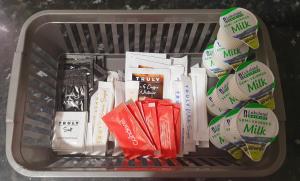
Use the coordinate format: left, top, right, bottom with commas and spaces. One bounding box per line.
209, 115, 243, 160
229, 103, 279, 161
219, 7, 259, 49
228, 60, 276, 109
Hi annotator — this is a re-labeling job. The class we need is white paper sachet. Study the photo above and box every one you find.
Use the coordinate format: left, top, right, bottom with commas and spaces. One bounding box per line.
190, 68, 209, 147
169, 66, 185, 155
170, 65, 185, 103
126, 68, 171, 100
125, 81, 139, 102
52, 111, 88, 154
125, 52, 171, 79
117, 70, 125, 82
172, 80, 184, 155
90, 81, 114, 155
172, 56, 188, 75
191, 63, 200, 68
106, 71, 119, 142
114, 81, 125, 107
181, 76, 196, 153
107, 71, 119, 82
170, 65, 185, 82
126, 51, 167, 58
112, 81, 125, 156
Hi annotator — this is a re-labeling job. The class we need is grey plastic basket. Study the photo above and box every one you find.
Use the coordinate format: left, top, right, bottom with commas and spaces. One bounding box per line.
6, 10, 286, 178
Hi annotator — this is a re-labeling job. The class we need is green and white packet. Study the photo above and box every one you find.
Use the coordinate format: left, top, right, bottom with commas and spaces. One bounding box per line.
209, 115, 243, 160
229, 103, 279, 161
220, 7, 259, 49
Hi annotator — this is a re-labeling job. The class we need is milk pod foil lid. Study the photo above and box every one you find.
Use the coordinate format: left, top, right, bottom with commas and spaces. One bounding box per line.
209, 115, 243, 160
219, 7, 259, 49
230, 60, 276, 109
234, 103, 279, 161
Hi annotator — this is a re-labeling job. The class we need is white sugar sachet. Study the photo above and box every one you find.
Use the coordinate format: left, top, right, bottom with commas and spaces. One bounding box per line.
191, 68, 209, 147
181, 76, 196, 153
172, 56, 188, 75
90, 81, 114, 155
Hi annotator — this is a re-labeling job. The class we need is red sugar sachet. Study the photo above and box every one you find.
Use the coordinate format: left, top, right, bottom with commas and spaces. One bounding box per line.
157, 104, 177, 158
127, 101, 154, 147
142, 101, 162, 156
102, 103, 156, 159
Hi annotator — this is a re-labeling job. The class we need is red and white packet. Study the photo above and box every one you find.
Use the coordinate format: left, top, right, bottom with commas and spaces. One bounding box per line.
102, 103, 156, 159
127, 101, 154, 147
142, 101, 161, 156
173, 104, 181, 154
157, 102, 177, 158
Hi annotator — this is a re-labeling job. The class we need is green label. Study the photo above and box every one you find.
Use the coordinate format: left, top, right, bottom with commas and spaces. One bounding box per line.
231, 21, 251, 33
243, 124, 266, 136
247, 78, 268, 93
223, 48, 241, 58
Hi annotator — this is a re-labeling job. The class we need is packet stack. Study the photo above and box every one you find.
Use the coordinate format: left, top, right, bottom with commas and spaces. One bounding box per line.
125, 52, 210, 154
102, 98, 181, 159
